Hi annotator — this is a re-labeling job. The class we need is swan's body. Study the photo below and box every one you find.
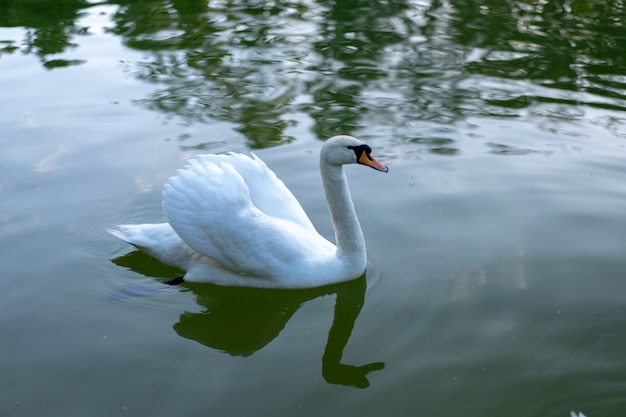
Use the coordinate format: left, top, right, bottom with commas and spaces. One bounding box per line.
109, 135, 388, 288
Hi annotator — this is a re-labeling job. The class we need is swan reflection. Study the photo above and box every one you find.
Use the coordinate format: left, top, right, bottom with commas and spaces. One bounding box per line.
112, 251, 385, 388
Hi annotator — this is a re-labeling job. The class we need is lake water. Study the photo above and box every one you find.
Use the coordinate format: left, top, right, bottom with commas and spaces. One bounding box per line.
2, 1, 626, 416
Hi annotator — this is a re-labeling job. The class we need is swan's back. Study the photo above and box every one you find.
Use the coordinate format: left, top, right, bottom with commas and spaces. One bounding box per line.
162, 153, 332, 276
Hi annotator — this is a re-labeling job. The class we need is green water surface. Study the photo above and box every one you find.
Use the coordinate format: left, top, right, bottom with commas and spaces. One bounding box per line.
2, 0, 626, 416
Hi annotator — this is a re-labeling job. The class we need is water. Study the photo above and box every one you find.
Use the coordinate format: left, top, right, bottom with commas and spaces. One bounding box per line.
2, 0, 626, 416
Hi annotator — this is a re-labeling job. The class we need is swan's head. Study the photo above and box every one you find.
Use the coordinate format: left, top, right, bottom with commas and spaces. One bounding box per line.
322, 135, 388, 172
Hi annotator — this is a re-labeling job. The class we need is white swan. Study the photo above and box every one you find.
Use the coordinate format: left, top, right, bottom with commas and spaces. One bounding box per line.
109, 135, 388, 288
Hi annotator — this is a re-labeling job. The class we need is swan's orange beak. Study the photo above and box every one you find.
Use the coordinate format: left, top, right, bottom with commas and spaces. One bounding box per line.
358, 152, 389, 172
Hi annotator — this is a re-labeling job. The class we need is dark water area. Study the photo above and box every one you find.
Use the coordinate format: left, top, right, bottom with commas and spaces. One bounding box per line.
2, 0, 626, 416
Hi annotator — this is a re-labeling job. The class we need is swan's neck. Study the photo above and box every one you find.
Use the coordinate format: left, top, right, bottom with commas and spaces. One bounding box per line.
321, 162, 366, 262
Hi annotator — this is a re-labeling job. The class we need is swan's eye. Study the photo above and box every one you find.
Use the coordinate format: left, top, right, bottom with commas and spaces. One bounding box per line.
347, 144, 373, 162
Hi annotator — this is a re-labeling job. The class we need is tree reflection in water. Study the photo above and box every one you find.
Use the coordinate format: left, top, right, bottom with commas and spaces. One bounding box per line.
112, 250, 385, 389
2, 0, 625, 148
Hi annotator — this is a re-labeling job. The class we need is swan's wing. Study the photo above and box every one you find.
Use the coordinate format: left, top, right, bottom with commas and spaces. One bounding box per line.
162, 154, 330, 275
192, 153, 316, 230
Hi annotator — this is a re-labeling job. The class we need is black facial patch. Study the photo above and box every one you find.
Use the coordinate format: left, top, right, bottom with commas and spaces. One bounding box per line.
347, 144, 373, 164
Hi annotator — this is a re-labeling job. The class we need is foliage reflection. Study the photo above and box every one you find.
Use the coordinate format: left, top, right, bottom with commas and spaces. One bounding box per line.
2, 0, 625, 147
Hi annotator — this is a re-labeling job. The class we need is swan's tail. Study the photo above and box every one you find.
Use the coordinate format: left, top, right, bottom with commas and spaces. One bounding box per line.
106, 225, 135, 243
108, 223, 192, 270
108, 223, 175, 246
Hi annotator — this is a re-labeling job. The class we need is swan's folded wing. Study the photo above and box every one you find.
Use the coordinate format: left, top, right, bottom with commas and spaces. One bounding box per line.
193, 153, 316, 231
163, 159, 247, 269
162, 154, 328, 275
